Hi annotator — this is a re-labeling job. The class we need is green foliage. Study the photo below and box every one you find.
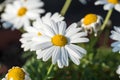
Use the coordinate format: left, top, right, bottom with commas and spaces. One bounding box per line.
22, 46, 120, 80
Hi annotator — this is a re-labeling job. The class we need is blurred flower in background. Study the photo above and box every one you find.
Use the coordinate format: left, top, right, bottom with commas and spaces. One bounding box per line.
95, 0, 120, 12
1, 0, 45, 30
116, 65, 120, 78
110, 26, 120, 53
78, 0, 90, 4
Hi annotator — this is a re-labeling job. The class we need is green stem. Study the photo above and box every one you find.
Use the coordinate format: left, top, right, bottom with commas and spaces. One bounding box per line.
101, 9, 113, 30
46, 64, 54, 76
60, 0, 72, 16
43, 64, 54, 80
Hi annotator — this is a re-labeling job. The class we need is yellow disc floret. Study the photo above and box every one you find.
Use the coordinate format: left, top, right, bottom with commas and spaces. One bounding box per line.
107, 0, 118, 4
7, 67, 25, 80
51, 34, 68, 47
83, 14, 97, 25
17, 7, 27, 17
37, 32, 42, 36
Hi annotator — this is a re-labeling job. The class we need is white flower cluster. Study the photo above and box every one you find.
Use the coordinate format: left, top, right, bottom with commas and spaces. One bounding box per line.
20, 12, 89, 68
1, 0, 45, 30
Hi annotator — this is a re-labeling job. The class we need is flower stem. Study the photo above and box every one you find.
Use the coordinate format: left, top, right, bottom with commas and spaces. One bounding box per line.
43, 64, 54, 80
46, 64, 54, 76
101, 9, 113, 30
60, 0, 72, 16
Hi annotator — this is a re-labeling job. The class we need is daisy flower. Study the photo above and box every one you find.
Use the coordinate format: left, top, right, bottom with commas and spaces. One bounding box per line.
110, 26, 120, 53
2, 66, 31, 80
95, 0, 120, 12
1, 0, 45, 30
80, 13, 103, 36
31, 20, 89, 68
20, 12, 64, 51
116, 65, 120, 78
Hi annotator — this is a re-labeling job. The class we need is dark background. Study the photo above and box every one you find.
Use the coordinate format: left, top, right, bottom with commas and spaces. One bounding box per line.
0, 0, 120, 75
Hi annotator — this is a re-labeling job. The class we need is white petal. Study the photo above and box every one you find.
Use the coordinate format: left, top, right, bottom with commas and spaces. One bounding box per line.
1, 13, 15, 21
36, 49, 42, 59
65, 46, 80, 65
65, 45, 81, 59
42, 46, 54, 61
115, 4, 120, 12
111, 41, 120, 47
103, 4, 114, 10
32, 35, 50, 42
95, 0, 107, 5
116, 65, 120, 74
52, 47, 60, 64
24, 26, 37, 33
50, 20, 59, 34
43, 24, 55, 37
26, 12, 39, 20
32, 42, 52, 50
112, 47, 120, 52
33, 18, 45, 29
25, 1, 44, 9
60, 47, 69, 66
70, 32, 87, 40
70, 38, 89, 43
66, 23, 77, 33
42, 12, 52, 26
21, 33, 35, 38
110, 31, 120, 41
51, 12, 64, 22
13, 18, 23, 29
2, 78, 6, 80
30, 9, 45, 14
22, 17, 30, 28
70, 44, 87, 54
58, 21, 67, 35
13, 1, 22, 9
57, 59, 64, 68
114, 26, 120, 33
5, 4, 16, 14
65, 28, 81, 37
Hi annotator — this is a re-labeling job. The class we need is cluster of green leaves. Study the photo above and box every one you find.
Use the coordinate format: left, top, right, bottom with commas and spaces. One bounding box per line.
22, 32, 120, 80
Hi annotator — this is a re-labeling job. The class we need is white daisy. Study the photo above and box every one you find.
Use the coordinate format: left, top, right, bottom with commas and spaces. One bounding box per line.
116, 65, 120, 78
95, 0, 120, 12
31, 20, 89, 68
80, 13, 103, 36
20, 12, 64, 51
1, 0, 45, 30
110, 26, 120, 53
2, 66, 31, 80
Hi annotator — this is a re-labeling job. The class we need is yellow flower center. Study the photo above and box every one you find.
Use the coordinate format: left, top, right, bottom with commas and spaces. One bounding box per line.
37, 32, 42, 36
7, 67, 25, 80
51, 34, 68, 47
83, 14, 97, 25
107, 0, 119, 4
17, 7, 27, 17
